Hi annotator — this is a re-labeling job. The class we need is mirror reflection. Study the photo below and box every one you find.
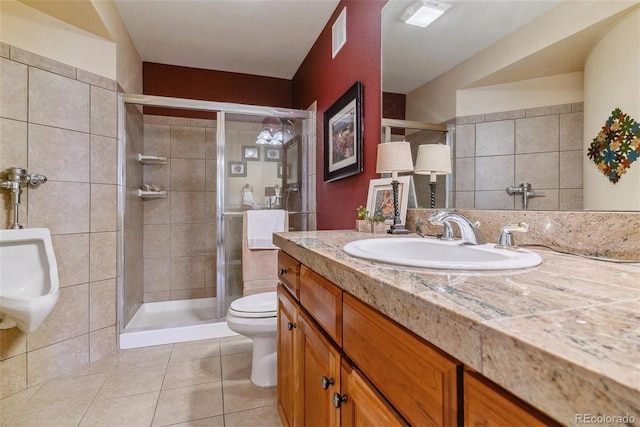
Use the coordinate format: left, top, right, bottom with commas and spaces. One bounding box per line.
382, 0, 640, 211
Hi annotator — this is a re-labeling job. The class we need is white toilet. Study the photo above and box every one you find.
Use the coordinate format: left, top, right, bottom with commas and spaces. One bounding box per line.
0, 228, 60, 333
226, 291, 278, 387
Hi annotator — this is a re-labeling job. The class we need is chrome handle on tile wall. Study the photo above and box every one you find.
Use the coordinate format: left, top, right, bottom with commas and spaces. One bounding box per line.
1, 167, 48, 229
506, 182, 536, 210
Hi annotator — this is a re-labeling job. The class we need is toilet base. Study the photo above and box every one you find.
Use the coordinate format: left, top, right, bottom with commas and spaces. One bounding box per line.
250, 335, 277, 387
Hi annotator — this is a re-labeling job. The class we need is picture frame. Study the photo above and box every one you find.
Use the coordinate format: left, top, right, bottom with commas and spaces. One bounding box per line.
264, 147, 282, 162
366, 176, 412, 225
277, 162, 288, 178
242, 145, 260, 161
324, 81, 363, 182
228, 161, 247, 177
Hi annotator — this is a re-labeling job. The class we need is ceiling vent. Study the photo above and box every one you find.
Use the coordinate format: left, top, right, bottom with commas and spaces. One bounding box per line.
332, 7, 347, 59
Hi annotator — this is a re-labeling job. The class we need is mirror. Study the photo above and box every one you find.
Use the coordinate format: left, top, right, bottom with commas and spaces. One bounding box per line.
382, 0, 639, 211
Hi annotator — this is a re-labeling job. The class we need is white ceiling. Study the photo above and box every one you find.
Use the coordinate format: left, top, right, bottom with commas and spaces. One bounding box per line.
382, 0, 562, 94
113, 0, 341, 80
113, 0, 561, 92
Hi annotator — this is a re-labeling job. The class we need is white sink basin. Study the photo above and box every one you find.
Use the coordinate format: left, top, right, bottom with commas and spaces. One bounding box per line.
343, 237, 542, 270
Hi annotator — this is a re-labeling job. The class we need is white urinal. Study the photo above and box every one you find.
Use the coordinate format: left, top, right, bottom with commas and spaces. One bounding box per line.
0, 228, 60, 333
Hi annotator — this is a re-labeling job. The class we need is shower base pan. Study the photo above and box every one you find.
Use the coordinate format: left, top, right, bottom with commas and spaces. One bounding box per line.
120, 297, 237, 349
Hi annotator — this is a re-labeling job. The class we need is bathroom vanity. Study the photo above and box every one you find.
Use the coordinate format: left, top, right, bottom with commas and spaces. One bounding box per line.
274, 230, 639, 426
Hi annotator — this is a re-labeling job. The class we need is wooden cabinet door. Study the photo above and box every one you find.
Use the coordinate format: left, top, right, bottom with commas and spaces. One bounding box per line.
340, 361, 408, 427
277, 285, 299, 427
464, 369, 560, 427
300, 310, 341, 427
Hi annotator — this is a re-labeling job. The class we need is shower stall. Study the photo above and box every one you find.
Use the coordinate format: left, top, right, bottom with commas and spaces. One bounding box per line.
117, 94, 311, 349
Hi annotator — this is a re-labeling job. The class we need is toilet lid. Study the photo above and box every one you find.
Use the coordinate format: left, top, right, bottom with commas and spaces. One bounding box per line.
228, 292, 277, 317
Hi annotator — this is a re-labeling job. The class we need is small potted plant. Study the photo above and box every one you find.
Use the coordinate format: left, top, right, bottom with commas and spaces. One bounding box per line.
368, 214, 388, 234
356, 205, 370, 232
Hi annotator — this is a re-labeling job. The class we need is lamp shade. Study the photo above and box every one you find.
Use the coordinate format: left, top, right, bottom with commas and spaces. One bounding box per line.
376, 141, 414, 174
414, 144, 451, 175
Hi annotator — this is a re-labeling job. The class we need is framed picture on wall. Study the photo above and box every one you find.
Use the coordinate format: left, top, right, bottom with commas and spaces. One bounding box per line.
264, 147, 282, 162
365, 177, 412, 225
242, 145, 260, 161
324, 81, 363, 182
228, 161, 247, 177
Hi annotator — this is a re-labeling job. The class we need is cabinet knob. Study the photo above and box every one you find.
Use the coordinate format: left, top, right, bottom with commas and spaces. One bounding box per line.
332, 392, 348, 408
279, 268, 287, 276
287, 322, 296, 331
320, 376, 334, 390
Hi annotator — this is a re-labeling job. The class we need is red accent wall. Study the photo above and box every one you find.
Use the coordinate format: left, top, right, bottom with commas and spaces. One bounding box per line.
143, 62, 293, 119
293, 0, 386, 230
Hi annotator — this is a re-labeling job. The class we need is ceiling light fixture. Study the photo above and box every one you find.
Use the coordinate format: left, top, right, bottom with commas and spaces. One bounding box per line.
398, 0, 452, 28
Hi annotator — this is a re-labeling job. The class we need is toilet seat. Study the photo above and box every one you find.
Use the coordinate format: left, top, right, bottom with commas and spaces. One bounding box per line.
228, 291, 277, 318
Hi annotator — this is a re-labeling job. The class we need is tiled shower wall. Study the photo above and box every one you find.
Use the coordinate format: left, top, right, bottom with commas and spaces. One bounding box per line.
454, 103, 584, 210
0, 44, 118, 398
141, 115, 218, 303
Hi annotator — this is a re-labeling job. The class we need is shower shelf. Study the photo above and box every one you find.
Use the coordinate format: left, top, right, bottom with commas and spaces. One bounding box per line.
137, 189, 168, 199
137, 154, 168, 164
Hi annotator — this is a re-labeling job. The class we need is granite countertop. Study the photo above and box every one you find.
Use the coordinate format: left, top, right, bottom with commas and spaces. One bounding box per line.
274, 230, 640, 427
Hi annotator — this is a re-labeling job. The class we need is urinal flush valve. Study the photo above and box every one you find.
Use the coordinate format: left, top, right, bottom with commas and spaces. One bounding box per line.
1, 167, 48, 229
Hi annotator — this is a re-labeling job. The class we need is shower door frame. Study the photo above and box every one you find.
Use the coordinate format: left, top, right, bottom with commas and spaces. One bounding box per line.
118, 94, 311, 333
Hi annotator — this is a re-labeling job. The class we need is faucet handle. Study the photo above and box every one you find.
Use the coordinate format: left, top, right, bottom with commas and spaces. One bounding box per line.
496, 222, 530, 249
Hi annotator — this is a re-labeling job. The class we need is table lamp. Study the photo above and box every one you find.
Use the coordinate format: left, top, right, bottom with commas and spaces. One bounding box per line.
376, 141, 414, 234
414, 144, 452, 208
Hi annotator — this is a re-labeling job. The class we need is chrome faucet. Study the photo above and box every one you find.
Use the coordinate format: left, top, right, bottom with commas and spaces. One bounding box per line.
428, 211, 487, 245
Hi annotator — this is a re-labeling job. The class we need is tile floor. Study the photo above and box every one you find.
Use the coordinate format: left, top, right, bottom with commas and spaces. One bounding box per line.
0, 336, 282, 427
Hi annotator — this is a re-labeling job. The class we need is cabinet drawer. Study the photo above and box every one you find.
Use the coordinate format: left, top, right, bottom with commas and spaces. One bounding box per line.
464, 369, 560, 427
278, 251, 300, 299
343, 293, 460, 427
300, 265, 342, 346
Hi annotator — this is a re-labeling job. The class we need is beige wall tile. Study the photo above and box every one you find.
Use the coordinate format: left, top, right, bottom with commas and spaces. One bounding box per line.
91, 135, 117, 184
0, 42, 9, 58
51, 233, 90, 287
144, 291, 171, 303
527, 189, 559, 210
206, 192, 218, 224
515, 115, 559, 154
89, 326, 117, 362
27, 284, 89, 351
0, 328, 26, 361
476, 120, 514, 156
525, 104, 571, 117
144, 258, 172, 292
11, 46, 76, 79
90, 184, 117, 232
0, 58, 27, 121
454, 191, 475, 209
28, 124, 90, 182
484, 109, 525, 122
1, 118, 28, 167
171, 191, 205, 224
90, 86, 117, 138
28, 182, 90, 234
171, 126, 206, 159
77, 69, 117, 91
455, 124, 475, 158
515, 152, 559, 189
90, 232, 117, 281
171, 256, 205, 290
560, 112, 584, 151
475, 190, 515, 210
29, 68, 89, 133
171, 223, 206, 257
559, 189, 583, 210
90, 279, 116, 331
205, 160, 217, 191
559, 150, 583, 189
143, 193, 171, 224
143, 224, 171, 258
454, 158, 475, 192
171, 158, 205, 191
143, 123, 171, 156
143, 160, 171, 191
0, 355, 27, 399
475, 156, 514, 191
205, 127, 217, 159
27, 335, 89, 386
